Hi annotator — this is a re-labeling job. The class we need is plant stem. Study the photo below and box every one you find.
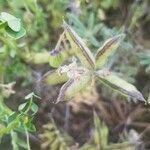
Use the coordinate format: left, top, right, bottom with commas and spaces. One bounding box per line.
25, 126, 31, 150
10, 131, 19, 150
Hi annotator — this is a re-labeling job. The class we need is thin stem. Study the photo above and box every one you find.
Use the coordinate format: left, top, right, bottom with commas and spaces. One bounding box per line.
25, 126, 31, 150
10, 131, 19, 150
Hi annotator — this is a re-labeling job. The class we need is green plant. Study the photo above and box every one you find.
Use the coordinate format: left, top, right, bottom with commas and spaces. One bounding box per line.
39, 112, 138, 150
138, 52, 150, 74
42, 22, 145, 103
67, 10, 138, 84
80, 112, 137, 150
0, 12, 26, 39
0, 11, 28, 83
0, 12, 39, 149
46, 0, 69, 28
39, 118, 73, 150
67, 12, 125, 48
67, 13, 102, 47
0, 92, 39, 150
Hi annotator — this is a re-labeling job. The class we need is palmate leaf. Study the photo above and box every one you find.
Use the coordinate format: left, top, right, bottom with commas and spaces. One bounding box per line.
41, 69, 68, 85
95, 34, 125, 69
63, 21, 95, 69
56, 73, 92, 103
96, 71, 145, 101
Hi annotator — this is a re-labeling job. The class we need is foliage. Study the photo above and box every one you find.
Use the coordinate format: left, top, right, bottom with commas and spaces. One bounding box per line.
0, 0, 149, 149
0, 11, 29, 85
0, 11, 38, 149
138, 52, 150, 74
67, 8, 138, 84
39, 119, 72, 150
80, 112, 137, 150
0, 92, 39, 150
0, 12, 26, 39
42, 22, 145, 103
45, 0, 69, 28
67, 13, 102, 47
67, 12, 123, 48
39, 112, 138, 150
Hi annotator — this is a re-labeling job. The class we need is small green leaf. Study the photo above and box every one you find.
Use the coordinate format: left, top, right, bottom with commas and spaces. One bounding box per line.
8, 19, 21, 32
1, 120, 19, 135
8, 112, 18, 124
10, 131, 19, 150
16, 136, 28, 149
95, 34, 125, 69
1, 12, 21, 32
96, 72, 145, 101
5, 26, 26, 39
18, 102, 28, 112
63, 21, 95, 69
41, 69, 68, 85
31, 103, 38, 114
25, 92, 40, 100
25, 121, 36, 132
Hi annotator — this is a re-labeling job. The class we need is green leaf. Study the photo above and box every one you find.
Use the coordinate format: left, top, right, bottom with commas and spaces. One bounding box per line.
18, 102, 28, 112
1, 12, 21, 32
88, 13, 94, 29
41, 69, 68, 85
96, 72, 145, 101
25, 121, 36, 132
95, 34, 125, 69
11, 131, 19, 150
56, 72, 91, 103
0, 21, 6, 29
25, 92, 34, 100
5, 26, 26, 39
63, 21, 95, 69
18, 100, 33, 114
8, 19, 21, 32
8, 112, 18, 124
0, 120, 19, 136
25, 92, 40, 100
18, 102, 38, 115
16, 136, 28, 149
67, 13, 86, 32
49, 31, 73, 68
31, 103, 38, 114
93, 112, 108, 149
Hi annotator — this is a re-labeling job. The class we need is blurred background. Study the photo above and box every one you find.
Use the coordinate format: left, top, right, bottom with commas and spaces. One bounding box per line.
0, 0, 150, 149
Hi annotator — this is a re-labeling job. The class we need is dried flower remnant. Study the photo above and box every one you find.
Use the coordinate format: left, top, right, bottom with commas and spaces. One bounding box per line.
0, 82, 16, 97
